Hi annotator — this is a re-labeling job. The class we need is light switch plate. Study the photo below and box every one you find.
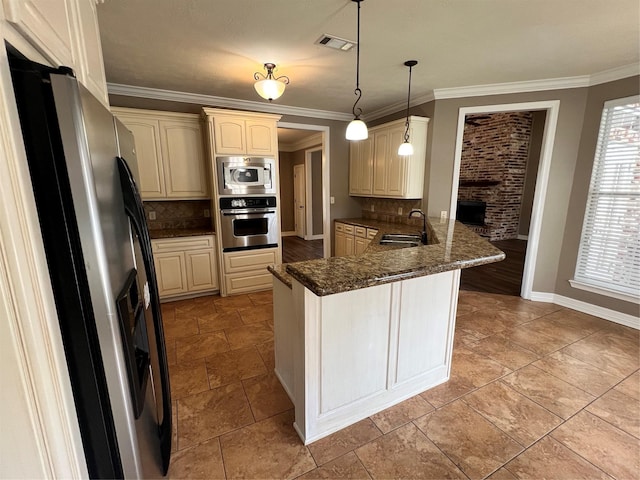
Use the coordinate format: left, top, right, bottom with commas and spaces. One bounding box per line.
149, 211, 157, 220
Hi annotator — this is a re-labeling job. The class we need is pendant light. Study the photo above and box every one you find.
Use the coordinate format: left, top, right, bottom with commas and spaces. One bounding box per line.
254, 63, 289, 101
398, 60, 417, 156
345, 0, 368, 140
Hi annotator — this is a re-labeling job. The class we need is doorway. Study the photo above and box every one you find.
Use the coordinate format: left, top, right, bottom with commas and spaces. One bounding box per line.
293, 164, 305, 237
456, 111, 545, 296
449, 101, 560, 299
277, 124, 329, 263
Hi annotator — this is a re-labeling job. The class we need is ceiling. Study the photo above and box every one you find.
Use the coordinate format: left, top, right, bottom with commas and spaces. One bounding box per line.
97, 0, 639, 117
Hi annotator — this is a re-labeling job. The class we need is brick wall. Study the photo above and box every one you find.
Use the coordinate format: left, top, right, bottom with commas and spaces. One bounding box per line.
458, 112, 533, 240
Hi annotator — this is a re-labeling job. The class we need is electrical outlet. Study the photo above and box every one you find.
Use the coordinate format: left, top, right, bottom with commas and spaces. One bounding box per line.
330, 196, 335, 205
149, 211, 156, 220
204, 209, 210, 218
398, 207, 403, 215
440, 210, 447, 221
371, 205, 375, 212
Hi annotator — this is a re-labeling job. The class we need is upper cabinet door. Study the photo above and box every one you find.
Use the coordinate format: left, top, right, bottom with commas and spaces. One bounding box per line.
72, 0, 108, 106
372, 131, 389, 196
115, 114, 166, 199
160, 119, 208, 198
349, 137, 373, 196
214, 117, 246, 155
386, 127, 407, 197
246, 120, 277, 156
4, 0, 77, 67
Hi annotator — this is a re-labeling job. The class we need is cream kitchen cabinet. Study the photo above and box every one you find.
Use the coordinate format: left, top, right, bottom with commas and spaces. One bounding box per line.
152, 235, 219, 300
349, 136, 373, 195
354, 225, 378, 254
334, 222, 354, 257
113, 108, 208, 200
222, 247, 278, 295
4, 0, 109, 105
350, 116, 429, 199
335, 222, 378, 257
203, 108, 280, 157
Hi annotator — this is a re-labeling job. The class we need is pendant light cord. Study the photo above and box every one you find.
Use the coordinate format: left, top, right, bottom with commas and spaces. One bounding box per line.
352, 0, 363, 119
403, 63, 413, 142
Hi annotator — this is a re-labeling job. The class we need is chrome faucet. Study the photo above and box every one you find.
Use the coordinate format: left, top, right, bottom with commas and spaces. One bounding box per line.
408, 209, 428, 245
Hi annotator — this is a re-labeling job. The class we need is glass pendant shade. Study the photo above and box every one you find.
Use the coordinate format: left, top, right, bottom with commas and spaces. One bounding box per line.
346, 119, 368, 140
397, 141, 414, 156
254, 78, 286, 101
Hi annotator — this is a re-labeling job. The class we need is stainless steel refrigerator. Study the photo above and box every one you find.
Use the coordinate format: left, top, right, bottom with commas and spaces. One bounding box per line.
8, 47, 171, 478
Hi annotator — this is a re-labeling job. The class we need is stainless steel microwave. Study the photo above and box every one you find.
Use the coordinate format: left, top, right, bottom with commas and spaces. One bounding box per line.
216, 156, 276, 195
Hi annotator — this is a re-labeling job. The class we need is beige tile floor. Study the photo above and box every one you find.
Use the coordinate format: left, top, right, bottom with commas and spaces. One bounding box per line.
162, 289, 639, 479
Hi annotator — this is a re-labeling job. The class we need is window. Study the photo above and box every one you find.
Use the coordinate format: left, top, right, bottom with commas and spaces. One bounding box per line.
572, 96, 640, 302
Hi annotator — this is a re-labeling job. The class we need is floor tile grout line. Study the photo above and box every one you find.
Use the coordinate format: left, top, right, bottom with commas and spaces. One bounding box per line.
409, 415, 476, 480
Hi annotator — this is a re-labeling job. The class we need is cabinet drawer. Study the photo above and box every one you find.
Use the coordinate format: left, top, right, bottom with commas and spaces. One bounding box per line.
152, 235, 214, 252
335, 222, 345, 233
367, 228, 378, 240
223, 249, 277, 274
354, 226, 367, 238
343, 224, 355, 235
225, 271, 273, 295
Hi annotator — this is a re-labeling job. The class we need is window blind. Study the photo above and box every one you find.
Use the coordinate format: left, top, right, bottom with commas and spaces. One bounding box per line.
574, 96, 640, 299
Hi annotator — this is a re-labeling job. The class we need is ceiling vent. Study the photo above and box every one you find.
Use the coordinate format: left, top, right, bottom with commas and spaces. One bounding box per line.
316, 34, 355, 51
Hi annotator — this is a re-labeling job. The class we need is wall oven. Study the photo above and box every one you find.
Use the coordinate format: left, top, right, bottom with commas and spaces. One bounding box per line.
217, 156, 276, 195
219, 196, 278, 252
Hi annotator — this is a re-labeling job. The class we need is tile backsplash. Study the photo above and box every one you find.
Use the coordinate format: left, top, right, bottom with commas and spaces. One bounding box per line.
358, 197, 424, 226
144, 200, 212, 230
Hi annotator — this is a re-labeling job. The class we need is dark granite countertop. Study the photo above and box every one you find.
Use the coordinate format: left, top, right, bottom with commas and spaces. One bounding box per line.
149, 228, 216, 239
271, 217, 504, 296
269, 264, 292, 289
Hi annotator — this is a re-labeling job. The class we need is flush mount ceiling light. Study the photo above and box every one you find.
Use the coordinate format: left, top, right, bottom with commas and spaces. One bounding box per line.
345, 0, 368, 141
254, 63, 289, 102
398, 60, 417, 156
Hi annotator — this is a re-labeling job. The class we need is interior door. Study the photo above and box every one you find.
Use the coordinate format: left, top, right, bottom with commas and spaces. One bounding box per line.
294, 164, 306, 238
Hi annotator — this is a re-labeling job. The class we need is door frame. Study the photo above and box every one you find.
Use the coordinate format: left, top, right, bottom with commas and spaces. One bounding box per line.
278, 122, 330, 258
293, 163, 306, 238
449, 100, 560, 300
304, 147, 324, 241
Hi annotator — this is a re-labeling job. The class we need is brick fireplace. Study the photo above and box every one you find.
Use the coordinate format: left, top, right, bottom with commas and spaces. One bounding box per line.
457, 112, 533, 241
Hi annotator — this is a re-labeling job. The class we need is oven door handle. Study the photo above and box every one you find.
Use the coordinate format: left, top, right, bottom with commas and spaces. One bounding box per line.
220, 209, 276, 216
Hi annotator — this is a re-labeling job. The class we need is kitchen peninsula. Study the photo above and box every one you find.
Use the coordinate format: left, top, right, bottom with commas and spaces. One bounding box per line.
269, 218, 505, 444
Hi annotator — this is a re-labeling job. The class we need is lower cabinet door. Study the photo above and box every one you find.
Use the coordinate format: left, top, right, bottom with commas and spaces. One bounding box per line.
154, 252, 188, 297
185, 249, 218, 291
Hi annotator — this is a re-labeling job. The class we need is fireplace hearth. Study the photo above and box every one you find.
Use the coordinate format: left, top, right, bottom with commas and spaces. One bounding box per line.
457, 200, 486, 226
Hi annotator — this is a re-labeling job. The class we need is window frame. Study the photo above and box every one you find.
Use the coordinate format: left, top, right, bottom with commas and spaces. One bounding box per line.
571, 95, 640, 305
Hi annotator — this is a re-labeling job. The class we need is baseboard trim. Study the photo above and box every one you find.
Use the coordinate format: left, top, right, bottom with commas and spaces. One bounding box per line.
517, 234, 529, 241
305, 234, 324, 241
530, 291, 639, 330
281, 231, 297, 237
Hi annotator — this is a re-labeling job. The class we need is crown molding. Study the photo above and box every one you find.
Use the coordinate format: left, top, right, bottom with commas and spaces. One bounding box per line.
433, 76, 591, 100
589, 63, 639, 86
109, 63, 639, 123
279, 133, 323, 152
433, 64, 639, 100
367, 91, 436, 121
107, 83, 353, 122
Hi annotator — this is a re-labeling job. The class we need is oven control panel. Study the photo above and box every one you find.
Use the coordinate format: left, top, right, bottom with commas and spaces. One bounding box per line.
219, 196, 277, 210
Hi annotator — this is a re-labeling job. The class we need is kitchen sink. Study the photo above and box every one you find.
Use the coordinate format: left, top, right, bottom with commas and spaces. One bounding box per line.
379, 233, 422, 248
